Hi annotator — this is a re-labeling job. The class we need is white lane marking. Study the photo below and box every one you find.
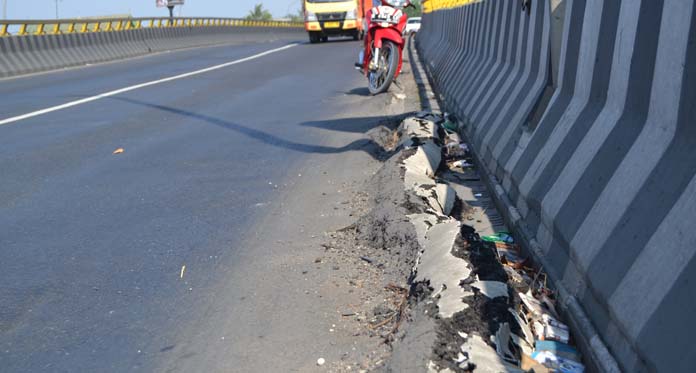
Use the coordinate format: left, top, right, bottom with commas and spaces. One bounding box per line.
0, 43, 298, 126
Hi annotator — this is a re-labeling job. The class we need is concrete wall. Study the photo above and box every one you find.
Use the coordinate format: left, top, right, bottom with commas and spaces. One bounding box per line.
0, 26, 305, 78
417, 0, 696, 372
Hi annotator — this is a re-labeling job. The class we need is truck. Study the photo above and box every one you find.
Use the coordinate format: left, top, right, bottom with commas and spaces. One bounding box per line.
303, 0, 373, 43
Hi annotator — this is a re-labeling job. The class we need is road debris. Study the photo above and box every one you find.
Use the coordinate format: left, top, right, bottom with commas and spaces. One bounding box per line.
400, 112, 587, 372
112, 148, 124, 154
471, 280, 509, 299
441, 113, 458, 133
481, 232, 515, 244
359, 256, 374, 264
451, 160, 473, 169
180, 265, 186, 279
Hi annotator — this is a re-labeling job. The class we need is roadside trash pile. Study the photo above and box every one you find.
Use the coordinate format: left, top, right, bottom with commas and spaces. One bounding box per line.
435, 114, 586, 373
482, 232, 585, 373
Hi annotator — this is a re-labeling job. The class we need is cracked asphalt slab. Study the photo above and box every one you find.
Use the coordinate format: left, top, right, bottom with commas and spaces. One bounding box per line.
0, 36, 422, 372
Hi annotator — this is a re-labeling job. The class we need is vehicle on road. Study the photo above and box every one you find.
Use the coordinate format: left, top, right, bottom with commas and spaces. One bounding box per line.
357, 0, 412, 94
303, 0, 371, 43
403, 16, 421, 34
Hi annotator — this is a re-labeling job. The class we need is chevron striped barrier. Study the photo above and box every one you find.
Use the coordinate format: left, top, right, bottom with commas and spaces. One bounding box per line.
416, 0, 696, 372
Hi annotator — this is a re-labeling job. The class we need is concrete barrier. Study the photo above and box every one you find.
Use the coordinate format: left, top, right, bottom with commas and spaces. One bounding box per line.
0, 24, 305, 78
417, 0, 696, 371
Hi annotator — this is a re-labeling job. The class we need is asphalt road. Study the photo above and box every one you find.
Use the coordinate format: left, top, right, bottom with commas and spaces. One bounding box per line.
0, 37, 392, 372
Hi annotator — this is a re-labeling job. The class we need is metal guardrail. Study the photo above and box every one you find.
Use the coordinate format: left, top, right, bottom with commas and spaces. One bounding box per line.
421, 0, 480, 13
0, 17, 303, 37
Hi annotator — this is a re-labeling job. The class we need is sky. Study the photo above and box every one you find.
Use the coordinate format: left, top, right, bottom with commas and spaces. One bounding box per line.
2, 0, 303, 20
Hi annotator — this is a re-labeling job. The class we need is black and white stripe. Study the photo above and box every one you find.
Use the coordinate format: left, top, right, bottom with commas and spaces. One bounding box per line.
417, 0, 696, 371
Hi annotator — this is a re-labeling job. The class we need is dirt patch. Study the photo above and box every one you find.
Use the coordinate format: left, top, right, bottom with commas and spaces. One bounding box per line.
317, 150, 432, 372
365, 112, 421, 157
449, 197, 474, 223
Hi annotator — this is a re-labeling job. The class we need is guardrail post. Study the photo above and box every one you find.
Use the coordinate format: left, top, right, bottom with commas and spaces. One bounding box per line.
35, 23, 45, 35
0, 23, 8, 36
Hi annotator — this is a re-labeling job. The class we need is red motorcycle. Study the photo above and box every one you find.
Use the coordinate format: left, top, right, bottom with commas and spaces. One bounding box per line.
357, 0, 412, 94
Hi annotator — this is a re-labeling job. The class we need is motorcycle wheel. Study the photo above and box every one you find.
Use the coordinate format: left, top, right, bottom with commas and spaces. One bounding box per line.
367, 40, 399, 95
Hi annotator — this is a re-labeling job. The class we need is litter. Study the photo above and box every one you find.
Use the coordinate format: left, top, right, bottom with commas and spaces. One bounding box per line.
503, 266, 530, 292
494, 323, 516, 362
519, 291, 546, 317
112, 148, 124, 154
452, 160, 474, 168
535, 340, 581, 362
531, 350, 585, 373
542, 314, 569, 331
415, 111, 443, 123
443, 121, 458, 132
481, 231, 514, 243
445, 141, 467, 159
446, 142, 461, 150
495, 243, 526, 267
538, 293, 560, 318
510, 333, 534, 356
442, 119, 458, 133
509, 308, 535, 347
533, 321, 569, 344
445, 132, 462, 145
521, 353, 551, 372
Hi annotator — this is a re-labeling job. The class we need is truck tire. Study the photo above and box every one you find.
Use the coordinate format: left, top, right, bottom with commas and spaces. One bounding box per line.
309, 32, 320, 44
